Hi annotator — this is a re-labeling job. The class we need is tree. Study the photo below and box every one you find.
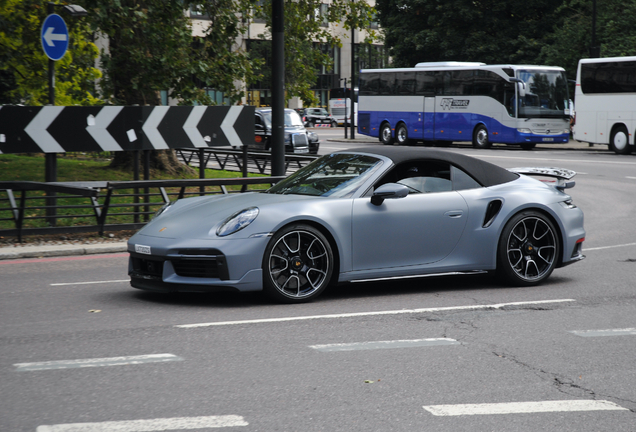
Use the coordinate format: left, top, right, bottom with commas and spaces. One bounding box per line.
0, 0, 101, 105
540, 0, 636, 79
253, 0, 378, 106
376, 0, 564, 68
79, 0, 260, 174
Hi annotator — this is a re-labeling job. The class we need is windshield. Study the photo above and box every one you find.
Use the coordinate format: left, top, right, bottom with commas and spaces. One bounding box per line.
261, 110, 305, 128
266, 153, 383, 197
516, 69, 570, 119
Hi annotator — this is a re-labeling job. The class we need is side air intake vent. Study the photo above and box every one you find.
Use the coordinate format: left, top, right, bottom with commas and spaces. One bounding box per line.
483, 199, 503, 228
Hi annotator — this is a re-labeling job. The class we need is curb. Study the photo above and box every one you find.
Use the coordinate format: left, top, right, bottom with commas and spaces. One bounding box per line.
0, 242, 128, 261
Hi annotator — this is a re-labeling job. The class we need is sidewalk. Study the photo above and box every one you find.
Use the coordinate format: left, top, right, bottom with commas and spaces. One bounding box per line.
0, 241, 128, 260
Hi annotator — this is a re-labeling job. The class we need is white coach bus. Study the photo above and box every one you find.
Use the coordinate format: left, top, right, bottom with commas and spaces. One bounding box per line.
573, 56, 636, 155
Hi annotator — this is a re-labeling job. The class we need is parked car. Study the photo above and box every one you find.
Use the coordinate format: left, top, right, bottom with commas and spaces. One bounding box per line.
301, 107, 337, 128
128, 146, 585, 303
248, 108, 319, 155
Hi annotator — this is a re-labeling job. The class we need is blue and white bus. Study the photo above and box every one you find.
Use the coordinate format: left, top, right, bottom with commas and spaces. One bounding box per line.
357, 62, 572, 150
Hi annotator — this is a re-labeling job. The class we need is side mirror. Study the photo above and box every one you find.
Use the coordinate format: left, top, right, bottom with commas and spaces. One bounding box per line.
510, 78, 526, 97
371, 183, 409, 206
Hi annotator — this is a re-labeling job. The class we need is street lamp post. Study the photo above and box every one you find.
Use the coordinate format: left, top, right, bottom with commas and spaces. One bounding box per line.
43, 2, 87, 225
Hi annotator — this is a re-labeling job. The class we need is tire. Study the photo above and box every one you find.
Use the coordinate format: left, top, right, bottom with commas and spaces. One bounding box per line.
472, 124, 491, 149
308, 122, 315, 128
609, 125, 632, 155
380, 123, 394, 145
263, 224, 334, 303
497, 211, 559, 286
331, 120, 337, 128
395, 123, 413, 146
520, 142, 536, 150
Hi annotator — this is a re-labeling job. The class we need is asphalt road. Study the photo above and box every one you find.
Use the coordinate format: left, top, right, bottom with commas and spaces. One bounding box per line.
1, 145, 635, 431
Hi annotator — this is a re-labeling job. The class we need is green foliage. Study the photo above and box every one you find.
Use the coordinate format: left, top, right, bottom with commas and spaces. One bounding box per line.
376, 0, 563, 68
377, 0, 636, 82
254, 0, 378, 106
80, 0, 258, 105
0, 0, 102, 105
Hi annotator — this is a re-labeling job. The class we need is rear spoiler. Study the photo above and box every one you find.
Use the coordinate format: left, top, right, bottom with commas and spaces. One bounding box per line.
509, 167, 576, 191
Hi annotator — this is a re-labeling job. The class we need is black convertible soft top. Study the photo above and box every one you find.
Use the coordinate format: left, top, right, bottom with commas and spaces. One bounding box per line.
346, 146, 519, 187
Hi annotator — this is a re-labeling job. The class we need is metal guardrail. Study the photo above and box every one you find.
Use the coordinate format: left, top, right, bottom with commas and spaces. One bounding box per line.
0, 176, 285, 242
175, 147, 318, 175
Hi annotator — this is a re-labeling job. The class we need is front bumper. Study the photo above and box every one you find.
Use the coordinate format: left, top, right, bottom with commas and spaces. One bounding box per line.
127, 234, 270, 293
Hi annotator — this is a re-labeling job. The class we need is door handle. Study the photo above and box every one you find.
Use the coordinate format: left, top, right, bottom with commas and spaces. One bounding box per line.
444, 210, 463, 218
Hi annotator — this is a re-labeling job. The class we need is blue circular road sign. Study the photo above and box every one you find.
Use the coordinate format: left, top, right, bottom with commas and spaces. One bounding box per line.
41, 14, 69, 61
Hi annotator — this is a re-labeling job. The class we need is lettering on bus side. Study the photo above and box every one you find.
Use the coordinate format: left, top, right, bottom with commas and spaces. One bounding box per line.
441, 98, 470, 110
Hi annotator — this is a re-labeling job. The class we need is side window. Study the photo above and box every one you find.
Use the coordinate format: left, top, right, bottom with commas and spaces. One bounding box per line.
379, 161, 452, 194
451, 165, 481, 190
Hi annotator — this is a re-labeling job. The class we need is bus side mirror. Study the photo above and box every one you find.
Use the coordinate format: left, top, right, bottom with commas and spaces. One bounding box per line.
510, 78, 526, 97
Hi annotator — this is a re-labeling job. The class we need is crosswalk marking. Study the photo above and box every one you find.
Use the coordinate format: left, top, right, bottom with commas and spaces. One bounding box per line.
14, 354, 182, 372
310, 338, 459, 352
570, 328, 636, 337
36, 415, 248, 431
423, 400, 628, 416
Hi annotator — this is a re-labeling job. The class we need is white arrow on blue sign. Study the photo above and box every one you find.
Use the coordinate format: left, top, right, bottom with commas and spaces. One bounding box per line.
41, 14, 69, 61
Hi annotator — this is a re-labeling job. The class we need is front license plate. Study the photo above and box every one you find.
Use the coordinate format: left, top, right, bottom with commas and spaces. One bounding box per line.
135, 244, 152, 255
542, 138, 554, 142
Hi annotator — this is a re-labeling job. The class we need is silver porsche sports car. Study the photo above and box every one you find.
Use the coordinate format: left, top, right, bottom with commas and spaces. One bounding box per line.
128, 146, 585, 303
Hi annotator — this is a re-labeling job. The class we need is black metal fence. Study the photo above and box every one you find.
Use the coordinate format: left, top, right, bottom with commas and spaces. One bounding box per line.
0, 177, 285, 242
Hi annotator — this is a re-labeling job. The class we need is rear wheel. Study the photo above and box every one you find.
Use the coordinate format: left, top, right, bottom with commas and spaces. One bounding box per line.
380, 123, 394, 145
395, 123, 412, 145
497, 211, 559, 286
331, 120, 337, 128
609, 125, 632, 154
472, 124, 491, 149
263, 224, 333, 303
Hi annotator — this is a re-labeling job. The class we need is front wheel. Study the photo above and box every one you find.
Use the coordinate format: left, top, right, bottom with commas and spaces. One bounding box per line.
472, 124, 491, 149
263, 224, 334, 303
380, 123, 394, 145
609, 125, 632, 155
331, 120, 337, 128
497, 211, 559, 286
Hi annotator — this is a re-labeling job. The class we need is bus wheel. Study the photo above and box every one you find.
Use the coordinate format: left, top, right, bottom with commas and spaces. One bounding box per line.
380, 123, 394, 145
472, 125, 492, 149
396, 124, 413, 145
610, 126, 632, 155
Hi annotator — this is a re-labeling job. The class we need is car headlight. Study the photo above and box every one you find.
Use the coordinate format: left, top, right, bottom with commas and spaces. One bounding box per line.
216, 207, 259, 237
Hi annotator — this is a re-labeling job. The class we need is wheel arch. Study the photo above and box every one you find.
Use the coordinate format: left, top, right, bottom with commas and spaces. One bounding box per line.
610, 122, 632, 144
496, 206, 566, 268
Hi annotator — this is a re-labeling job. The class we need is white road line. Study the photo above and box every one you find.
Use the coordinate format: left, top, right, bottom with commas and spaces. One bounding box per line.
570, 328, 636, 337
36, 415, 248, 431
175, 299, 575, 328
50, 280, 129, 286
422, 400, 628, 416
310, 338, 459, 352
14, 354, 182, 372
626, 176, 636, 180
584, 242, 636, 251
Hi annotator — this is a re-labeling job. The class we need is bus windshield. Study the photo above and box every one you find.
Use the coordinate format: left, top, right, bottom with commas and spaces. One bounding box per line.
516, 69, 569, 119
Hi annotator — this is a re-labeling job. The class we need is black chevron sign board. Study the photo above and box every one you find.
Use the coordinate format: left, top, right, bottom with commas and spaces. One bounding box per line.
0, 105, 254, 154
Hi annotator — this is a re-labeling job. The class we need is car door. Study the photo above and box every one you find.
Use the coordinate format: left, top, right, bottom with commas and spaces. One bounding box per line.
351, 162, 469, 271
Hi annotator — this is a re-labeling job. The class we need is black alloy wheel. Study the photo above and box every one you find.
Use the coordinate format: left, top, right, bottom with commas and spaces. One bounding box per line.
263, 224, 334, 303
497, 211, 559, 286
